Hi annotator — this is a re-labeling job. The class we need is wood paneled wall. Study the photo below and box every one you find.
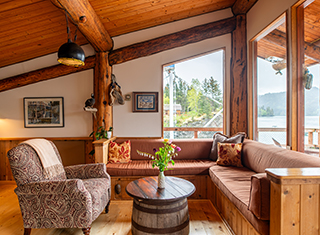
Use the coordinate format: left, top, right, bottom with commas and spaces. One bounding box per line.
0, 138, 93, 181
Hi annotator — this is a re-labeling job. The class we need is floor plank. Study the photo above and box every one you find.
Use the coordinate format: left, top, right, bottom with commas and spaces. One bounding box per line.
0, 181, 231, 235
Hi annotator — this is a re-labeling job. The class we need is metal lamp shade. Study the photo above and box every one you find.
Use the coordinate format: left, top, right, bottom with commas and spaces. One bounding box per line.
57, 40, 85, 67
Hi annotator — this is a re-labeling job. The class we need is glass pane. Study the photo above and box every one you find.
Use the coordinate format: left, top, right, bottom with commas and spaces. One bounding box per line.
256, 17, 287, 146
163, 50, 224, 139
304, 1, 320, 156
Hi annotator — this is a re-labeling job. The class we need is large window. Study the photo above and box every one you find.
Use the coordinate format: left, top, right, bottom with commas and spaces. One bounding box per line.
303, 0, 320, 155
163, 50, 225, 139
254, 16, 287, 146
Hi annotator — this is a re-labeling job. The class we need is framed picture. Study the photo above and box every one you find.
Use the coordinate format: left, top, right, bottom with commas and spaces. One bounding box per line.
132, 92, 158, 112
23, 97, 64, 128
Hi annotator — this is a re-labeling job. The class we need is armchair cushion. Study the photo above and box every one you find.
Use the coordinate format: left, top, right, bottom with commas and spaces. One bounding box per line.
65, 163, 110, 180
14, 179, 93, 228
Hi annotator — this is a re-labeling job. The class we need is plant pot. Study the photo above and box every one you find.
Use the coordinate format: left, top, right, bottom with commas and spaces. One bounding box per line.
107, 131, 112, 139
158, 171, 165, 189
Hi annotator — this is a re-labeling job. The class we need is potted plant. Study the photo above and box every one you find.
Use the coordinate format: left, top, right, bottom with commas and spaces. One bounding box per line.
89, 126, 112, 156
107, 126, 113, 139
137, 139, 181, 188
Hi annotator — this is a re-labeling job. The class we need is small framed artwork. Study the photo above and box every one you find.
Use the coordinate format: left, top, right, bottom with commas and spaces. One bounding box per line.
132, 92, 158, 112
23, 97, 64, 128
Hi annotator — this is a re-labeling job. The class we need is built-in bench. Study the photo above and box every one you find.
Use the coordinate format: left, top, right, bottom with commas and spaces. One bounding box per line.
94, 137, 320, 235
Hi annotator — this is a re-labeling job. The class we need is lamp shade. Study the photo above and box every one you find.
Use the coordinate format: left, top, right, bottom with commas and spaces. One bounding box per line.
58, 40, 85, 67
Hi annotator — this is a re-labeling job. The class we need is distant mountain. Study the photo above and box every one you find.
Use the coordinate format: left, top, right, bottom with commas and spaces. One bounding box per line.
258, 87, 319, 116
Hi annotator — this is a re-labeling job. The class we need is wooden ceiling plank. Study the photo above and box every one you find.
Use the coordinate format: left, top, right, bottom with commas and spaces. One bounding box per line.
232, 0, 258, 15
50, 0, 113, 52
99, 0, 232, 23
0, 56, 95, 93
0, 11, 63, 33
109, 17, 236, 65
0, 1, 56, 20
95, 0, 225, 18
105, 2, 234, 36
0, 33, 87, 55
0, 26, 84, 49
0, 0, 44, 13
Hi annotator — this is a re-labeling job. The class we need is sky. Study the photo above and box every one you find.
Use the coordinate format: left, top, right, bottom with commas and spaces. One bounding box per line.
164, 50, 224, 90
258, 58, 320, 95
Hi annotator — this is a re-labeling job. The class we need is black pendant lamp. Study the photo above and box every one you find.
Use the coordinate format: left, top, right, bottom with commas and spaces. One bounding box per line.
58, 11, 85, 67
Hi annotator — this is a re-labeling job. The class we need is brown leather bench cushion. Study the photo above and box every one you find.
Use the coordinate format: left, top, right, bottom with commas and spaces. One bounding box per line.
115, 138, 213, 160
209, 165, 269, 235
242, 139, 320, 173
107, 160, 215, 176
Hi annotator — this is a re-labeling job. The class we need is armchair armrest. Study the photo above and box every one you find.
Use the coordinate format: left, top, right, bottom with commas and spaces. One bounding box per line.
65, 163, 110, 180
15, 179, 89, 195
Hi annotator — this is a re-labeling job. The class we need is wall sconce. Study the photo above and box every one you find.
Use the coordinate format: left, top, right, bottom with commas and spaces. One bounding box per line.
57, 11, 85, 67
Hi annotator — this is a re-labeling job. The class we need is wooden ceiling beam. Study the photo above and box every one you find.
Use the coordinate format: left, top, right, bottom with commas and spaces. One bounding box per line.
0, 56, 95, 93
109, 17, 236, 65
263, 29, 320, 62
232, 0, 258, 15
50, 0, 113, 52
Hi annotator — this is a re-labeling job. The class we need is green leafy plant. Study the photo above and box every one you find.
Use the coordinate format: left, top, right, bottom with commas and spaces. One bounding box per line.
89, 126, 113, 155
137, 139, 181, 172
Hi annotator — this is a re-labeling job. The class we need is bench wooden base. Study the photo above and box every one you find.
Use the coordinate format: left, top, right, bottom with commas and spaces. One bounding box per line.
110, 175, 208, 200
207, 178, 260, 235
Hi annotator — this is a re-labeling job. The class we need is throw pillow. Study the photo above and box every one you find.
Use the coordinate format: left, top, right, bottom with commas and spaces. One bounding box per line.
209, 132, 246, 161
217, 142, 243, 167
108, 140, 131, 163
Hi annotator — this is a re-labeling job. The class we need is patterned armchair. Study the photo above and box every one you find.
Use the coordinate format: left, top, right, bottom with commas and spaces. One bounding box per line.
7, 141, 111, 235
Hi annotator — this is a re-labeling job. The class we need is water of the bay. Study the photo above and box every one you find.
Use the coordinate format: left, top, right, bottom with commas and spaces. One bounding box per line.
258, 116, 319, 145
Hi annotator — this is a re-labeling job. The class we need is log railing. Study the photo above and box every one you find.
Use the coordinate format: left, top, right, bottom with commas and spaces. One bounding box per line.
163, 127, 223, 138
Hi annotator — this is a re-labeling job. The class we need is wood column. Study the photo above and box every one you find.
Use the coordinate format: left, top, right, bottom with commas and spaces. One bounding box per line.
288, 4, 305, 151
230, 15, 247, 135
266, 168, 320, 235
94, 52, 112, 134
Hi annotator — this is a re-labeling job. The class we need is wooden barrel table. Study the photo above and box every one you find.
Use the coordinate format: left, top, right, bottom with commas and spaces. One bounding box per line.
125, 176, 195, 235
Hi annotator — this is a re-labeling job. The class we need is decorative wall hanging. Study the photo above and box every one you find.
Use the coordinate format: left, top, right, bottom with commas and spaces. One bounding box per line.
266, 56, 286, 75
23, 97, 64, 128
132, 92, 158, 112
83, 93, 97, 118
303, 66, 313, 90
109, 74, 124, 106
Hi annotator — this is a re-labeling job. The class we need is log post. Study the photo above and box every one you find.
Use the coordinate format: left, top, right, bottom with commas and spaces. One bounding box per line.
94, 52, 112, 135
230, 15, 247, 135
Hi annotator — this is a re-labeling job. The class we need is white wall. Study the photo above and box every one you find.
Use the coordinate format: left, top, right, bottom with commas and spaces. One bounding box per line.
113, 34, 231, 137
0, 70, 94, 138
0, 9, 233, 138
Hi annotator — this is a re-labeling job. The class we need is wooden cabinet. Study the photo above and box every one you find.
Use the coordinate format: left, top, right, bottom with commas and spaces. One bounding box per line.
266, 168, 320, 235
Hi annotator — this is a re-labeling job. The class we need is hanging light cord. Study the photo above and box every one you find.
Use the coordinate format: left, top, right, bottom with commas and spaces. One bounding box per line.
64, 10, 78, 42
64, 10, 71, 42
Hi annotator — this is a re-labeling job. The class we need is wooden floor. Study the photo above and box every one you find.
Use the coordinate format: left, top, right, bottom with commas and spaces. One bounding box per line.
0, 181, 232, 235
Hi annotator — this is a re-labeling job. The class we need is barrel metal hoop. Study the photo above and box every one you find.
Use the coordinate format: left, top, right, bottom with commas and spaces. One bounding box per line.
133, 199, 188, 214
132, 216, 189, 234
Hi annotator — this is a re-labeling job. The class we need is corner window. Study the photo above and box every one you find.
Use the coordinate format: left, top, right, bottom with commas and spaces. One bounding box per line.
163, 49, 225, 139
